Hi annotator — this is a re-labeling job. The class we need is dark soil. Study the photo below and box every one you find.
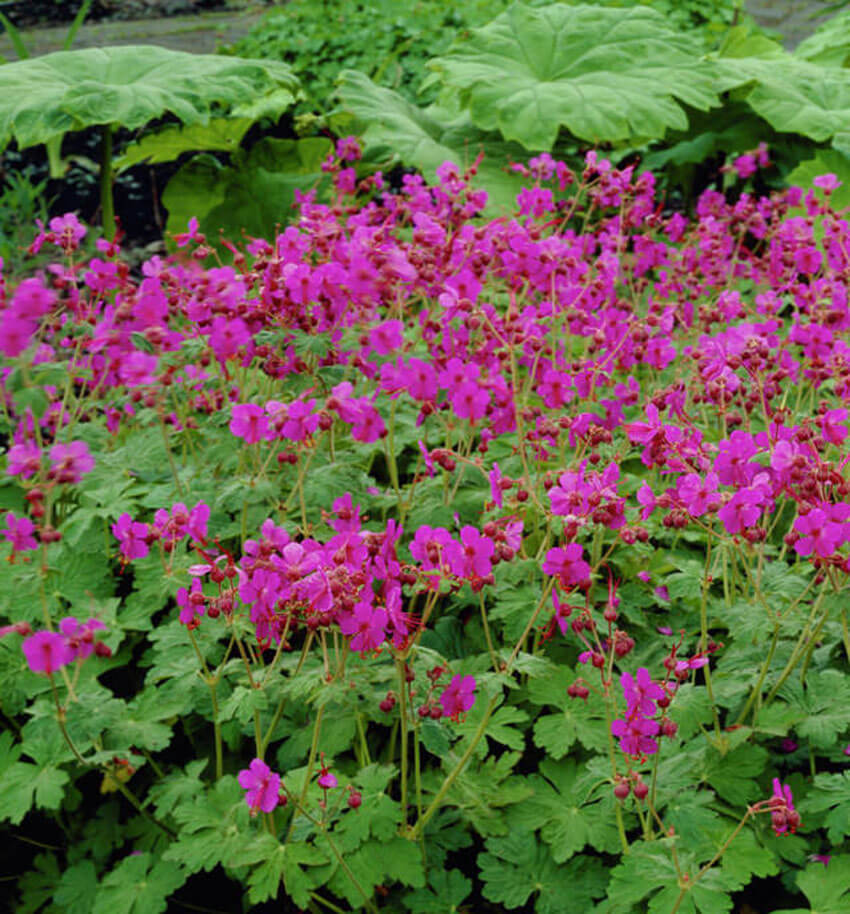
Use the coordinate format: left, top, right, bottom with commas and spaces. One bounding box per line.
0, 0, 242, 29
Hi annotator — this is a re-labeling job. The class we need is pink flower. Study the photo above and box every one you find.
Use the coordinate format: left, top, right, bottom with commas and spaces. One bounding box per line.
440, 674, 476, 721
176, 578, 206, 627
174, 216, 201, 248
813, 173, 840, 192
317, 767, 338, 790
112, 513, 150, 561
238, 758, 281, 815
2, 512, 38, 553
621, 668, 665, 717
489, 463, 504, 509
794, 509, 843, 558
717, 488, 764, 534
733, 154, 757, 178
450, 381, 490, 422
542, 544, 591, 590
22, 630, 74, 675
0, 315, 36, 357
770, 778, 800, 835
6, 442, 41, 479
49, 213, 87, 251
339, 601, 387, 655
611, 713, 660, 757
48, 441, 94, 484
230, 404, 270, 444
58, 616, 106, 661
450, 526, 495, 580
368, 320, 403, 356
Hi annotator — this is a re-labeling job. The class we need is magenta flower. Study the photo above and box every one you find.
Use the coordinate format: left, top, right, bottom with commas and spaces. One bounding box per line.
22, 630, 74, 675
230, 403, 270, 444
717, 488, 763, 534
49, 213, 87, 251
770, 778, 800, 835
368, 320, 403, 356
793, 509, 843, 558
238, 758, 281, 815
611, 713, 661, 757
621, 669, 665, 717
542, 544, 591, 590
2, 512, 38, 553
814, 173, 840, 192
317, 768, 338, 790
112, 513, 150, 561
187, 502, 210, 544
450, 380, 490, 422
48, 441, 94, 484
440, 674, 477, 721
339, 601, 387, 654
0, 315, 35, 357
58, 617, 106, 661
176, 578, 206, 627
281, 399, 320, 441
451, 526, 495, 580
6, 442, 41, 480
489, 463, 504, 509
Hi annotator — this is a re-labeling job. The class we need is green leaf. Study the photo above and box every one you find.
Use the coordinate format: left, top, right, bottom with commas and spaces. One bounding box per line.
92, 852, 186, 914
717, 50, 850, 144
163, 137, 332, 246
335, 70, 531, 212
246, 836, 326, 906
0, 732, 69, 823
454, 701, 528, 751
527, 666, 608, 755
777, 670, 850, 749
405, 868, 472, 914
608, 840, 740, 914
439, 749, 532, 836
507, 757, 621, 860
779, 855, 850, 914
477, 831, 608, 913
787, 149, 850, 213
796, 10, 850, 68
164, 776, 257, 874
0, 46, 298, 148
704, 743, 767, 807
427, 3, 720, 149
321, 835, 425, 908
116, 118, 253, 170
148, 759, 207, 819
18, 854, 61, 914
803, 771, 850, 843
55, 861, 99, 914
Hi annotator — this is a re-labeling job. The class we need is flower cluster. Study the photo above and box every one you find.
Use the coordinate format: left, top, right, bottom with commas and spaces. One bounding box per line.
1, 616, 110, 675
611, 668, 667, 759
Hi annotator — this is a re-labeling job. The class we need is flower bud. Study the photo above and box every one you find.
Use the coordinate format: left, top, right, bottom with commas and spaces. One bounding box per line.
613, 781, 630, 800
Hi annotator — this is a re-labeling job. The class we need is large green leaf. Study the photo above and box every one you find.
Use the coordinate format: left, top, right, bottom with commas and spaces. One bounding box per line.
425, 2, 721, 149
477, 831, 608, 913
774, 856, 850, 914
114, 118, 253, 171
335, 70, 531, 212
716, 33, 850, 143
162, 137, 332, 244
0, 46, 299, 148
796, 10, 850, 68
787, 149, 850, 211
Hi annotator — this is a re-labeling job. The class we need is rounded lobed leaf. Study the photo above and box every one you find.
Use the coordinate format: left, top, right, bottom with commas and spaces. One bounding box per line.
0, 46, 299, 149
426, 2, 722, 149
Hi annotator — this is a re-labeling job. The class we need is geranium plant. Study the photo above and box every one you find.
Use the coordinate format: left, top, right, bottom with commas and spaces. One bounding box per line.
1, 139, 849, 913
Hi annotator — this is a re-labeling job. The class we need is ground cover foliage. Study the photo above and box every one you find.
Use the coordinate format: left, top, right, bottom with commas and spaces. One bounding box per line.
3, 1, 850, 912
2, 135, 850, 912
